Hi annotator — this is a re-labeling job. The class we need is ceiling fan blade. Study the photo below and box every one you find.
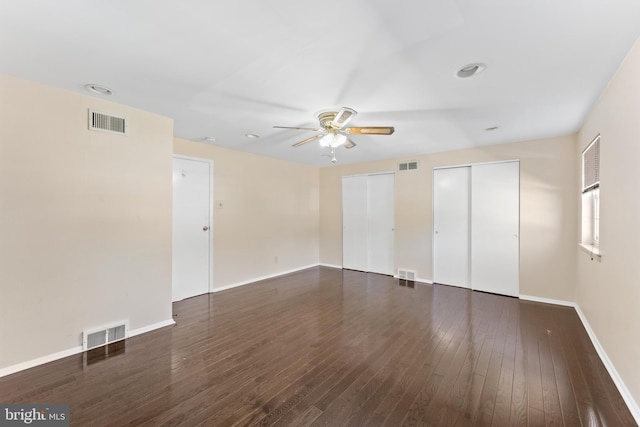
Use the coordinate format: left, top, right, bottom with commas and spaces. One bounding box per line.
292, 133, 324, 147
274, 125, 320, 131
332, 107, 357, 129
345, 126, 395, 135
344, 138, 357, 149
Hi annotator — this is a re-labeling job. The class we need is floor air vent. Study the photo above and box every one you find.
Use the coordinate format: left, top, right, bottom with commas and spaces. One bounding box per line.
397, 269, 416, 281
89, 109, 127, 135
83, 322, 129, 351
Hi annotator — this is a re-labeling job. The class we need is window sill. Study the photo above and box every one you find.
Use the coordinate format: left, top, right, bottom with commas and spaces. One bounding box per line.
578, 243, 602, 261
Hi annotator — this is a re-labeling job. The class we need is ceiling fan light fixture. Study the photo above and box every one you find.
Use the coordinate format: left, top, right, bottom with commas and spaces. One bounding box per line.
456, 63, 486, 78
280, 106, 394, 150
333, 133, 347, 147
319, 134, 330, 147
320, 133, 347, 148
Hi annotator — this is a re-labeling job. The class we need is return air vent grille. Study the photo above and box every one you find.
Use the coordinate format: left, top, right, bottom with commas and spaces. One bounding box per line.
83, 321, 129, 351
108, 325, 126, 341
397, 269, 416, 281
89, 109, 127, 135
86, 331, 106, 349
398, 161, 419, 172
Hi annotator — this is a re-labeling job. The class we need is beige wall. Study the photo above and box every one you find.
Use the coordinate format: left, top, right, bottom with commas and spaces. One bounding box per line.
173, 139, 319, 289
577, 38, 640, 408
0, 74, 174, 370
319, 135, 578, 301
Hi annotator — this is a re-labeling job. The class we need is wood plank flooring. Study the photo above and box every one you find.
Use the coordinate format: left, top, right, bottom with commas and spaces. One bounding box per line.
0, 267, 636, 426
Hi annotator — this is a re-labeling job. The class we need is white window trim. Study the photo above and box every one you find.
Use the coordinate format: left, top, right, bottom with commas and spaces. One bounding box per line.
580, 135, 601, 260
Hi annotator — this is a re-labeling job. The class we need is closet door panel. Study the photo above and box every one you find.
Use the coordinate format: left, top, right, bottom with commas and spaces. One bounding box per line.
471, 161, 519, 296
433, 167, 471, 288
367, 173, 394, 275
342, 176, 368, 271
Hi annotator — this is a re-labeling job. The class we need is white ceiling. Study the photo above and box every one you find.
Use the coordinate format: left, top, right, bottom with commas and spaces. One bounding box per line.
2, 0, 640, 166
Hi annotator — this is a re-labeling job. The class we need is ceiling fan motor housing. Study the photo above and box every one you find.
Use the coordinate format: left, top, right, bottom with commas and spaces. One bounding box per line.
317, 111, 339, 130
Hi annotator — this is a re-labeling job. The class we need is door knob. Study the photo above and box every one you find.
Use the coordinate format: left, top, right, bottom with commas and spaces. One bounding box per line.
203, 226, 209, 231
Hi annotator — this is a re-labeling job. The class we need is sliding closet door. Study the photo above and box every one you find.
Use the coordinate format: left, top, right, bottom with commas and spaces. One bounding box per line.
471, 161, 520, 296
433, 167, 471, 288
342, 176, 368, 272
342, 173, 395, 275
367, 173, 394, 275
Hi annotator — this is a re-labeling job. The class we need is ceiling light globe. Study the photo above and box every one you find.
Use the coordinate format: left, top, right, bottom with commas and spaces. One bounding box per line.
333, 134, 347, 147
319, 134, 332, 147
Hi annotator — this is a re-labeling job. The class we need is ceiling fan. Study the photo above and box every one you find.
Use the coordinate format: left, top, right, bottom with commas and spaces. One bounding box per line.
274, 107, 395, 163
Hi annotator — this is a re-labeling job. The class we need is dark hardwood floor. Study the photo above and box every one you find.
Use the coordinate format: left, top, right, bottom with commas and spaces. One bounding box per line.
1, 267, 635, 426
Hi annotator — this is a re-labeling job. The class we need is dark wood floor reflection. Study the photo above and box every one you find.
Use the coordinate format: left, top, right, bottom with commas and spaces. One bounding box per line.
1, 267, 635, 426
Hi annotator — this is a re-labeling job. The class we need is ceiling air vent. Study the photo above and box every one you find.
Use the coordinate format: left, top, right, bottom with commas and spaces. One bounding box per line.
398, 160, 419, 172
89, 109, 127, 135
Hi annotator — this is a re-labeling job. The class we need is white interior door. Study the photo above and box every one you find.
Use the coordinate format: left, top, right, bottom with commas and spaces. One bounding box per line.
342, 175, 368, 272
471, 161, 519, 296
367, 174, 394, 275
172, 157, 212, 301
433, 167, 471, 288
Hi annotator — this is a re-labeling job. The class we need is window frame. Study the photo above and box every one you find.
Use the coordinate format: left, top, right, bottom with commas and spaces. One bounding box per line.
580, 135, 601, 258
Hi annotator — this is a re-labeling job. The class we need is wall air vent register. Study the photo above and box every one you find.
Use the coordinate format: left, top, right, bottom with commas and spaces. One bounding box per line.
398, 161, 419, 172
83, 322, 129, 350
88, 109, 127, 135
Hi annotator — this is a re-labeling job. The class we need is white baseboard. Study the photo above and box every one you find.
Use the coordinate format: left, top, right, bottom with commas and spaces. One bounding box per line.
0, 346, 84, 378
318, 263, 342, 269
573, 305, 640, 424
393, 275, 433, 285
211, 264, 319, 293
0, 318, 176, 378
519, 294, 575, 307
129, 318, 176, 338
318, 264, 432, 285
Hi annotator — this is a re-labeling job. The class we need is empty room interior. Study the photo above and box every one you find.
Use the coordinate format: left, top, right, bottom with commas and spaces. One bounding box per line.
1, 1, 640, 426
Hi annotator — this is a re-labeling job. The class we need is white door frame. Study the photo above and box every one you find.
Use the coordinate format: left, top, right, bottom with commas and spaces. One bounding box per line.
172, 154, 214, 295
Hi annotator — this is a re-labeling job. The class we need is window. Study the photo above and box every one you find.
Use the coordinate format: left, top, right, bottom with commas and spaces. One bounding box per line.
581, 135, 600, 255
